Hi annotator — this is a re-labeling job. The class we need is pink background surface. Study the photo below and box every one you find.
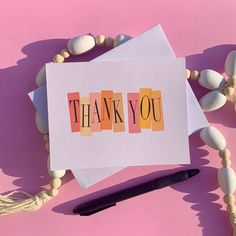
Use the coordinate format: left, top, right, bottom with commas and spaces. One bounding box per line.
1, 0, 236, 235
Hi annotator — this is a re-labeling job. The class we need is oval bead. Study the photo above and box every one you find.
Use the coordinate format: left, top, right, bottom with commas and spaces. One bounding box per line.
221, 159, 232, 167
35, 111, 48, 134
219, 148, 231, 159
49, 188, 59, 197
53, 54, 64, 63
35, 65, 46, 86
47, 157, 66, 178
113, 34, 132, 47
198, 69, 226, 90
95, 35, 106, 46
199, 90, 227, 112
61, 49, 70, 58
67, 35, 95, 55
50, 178, 62, 189
191, 70, 200, 80
200, 126, 226, 150
218, 167, 236, 194
186, 69, 191, 79
105, 37, 114, 47
225, 50, 236, 78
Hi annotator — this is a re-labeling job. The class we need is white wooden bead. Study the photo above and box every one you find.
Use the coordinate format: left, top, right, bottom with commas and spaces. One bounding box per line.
67, 35, 95, 55
198, 69, 226, 90
47, 157, 66, 178
35, 111, 48, 134
199, 90, 227, 112
113, 34, 132, 47
35, 65, 46, 87
200, 126, 226, 150
225, 50, 236, 78
218, 167, 236, 195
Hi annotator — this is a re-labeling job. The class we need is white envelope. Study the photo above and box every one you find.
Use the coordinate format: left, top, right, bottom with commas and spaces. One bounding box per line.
28, 25, 208, 188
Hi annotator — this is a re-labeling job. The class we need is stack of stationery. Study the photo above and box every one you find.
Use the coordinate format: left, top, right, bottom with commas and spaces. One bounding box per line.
28, 25, 208, 188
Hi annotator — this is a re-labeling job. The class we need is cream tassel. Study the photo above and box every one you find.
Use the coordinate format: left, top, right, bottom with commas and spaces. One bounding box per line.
0, 190, 52, 216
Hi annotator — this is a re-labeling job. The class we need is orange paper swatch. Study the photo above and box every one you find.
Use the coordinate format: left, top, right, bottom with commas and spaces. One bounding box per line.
113, 92, 125, 132
90, 92, 101, 132
101, 90, 113, 130
127, 93, 140, 133
80, 97, 91, 136
67, 92, 80, 132
139, 88, 152, 129
151, 90, 164, 131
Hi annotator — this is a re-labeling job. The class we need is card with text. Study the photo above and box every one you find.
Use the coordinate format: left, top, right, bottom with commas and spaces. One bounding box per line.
46, 58, 189, 170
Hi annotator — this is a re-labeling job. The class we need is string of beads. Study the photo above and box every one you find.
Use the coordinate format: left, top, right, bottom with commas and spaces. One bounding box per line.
187, 64, 236, 234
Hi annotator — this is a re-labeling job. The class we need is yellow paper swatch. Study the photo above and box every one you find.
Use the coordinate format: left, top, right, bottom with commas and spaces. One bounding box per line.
80, 97, 91, 136
139, 88, 152, 129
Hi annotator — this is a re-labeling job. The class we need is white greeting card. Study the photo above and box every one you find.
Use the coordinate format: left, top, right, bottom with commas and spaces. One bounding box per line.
46, 58, 189, 170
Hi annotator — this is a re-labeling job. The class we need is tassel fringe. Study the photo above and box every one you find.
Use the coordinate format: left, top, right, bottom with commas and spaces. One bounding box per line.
0, 190, 52, 216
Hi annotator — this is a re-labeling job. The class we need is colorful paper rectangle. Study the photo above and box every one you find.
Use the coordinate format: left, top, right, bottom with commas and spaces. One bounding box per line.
90, 92, 101, 132
67, 92, 80, 132
80, 97, 91, 136
101, 90, 113, 130
127, 93, 140, 133
139, 88, 152, 129
113, 93, 125, 132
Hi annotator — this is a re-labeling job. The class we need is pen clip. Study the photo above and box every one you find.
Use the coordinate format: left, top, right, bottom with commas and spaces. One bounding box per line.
77, 203, 116, 216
